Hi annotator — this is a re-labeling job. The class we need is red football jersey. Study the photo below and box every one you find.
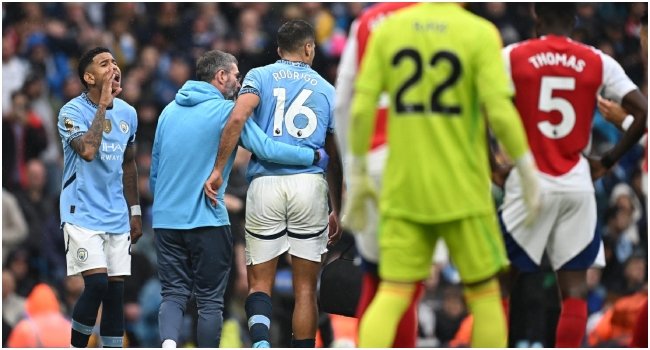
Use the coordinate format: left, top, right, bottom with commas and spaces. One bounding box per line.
505, 35, 636, 177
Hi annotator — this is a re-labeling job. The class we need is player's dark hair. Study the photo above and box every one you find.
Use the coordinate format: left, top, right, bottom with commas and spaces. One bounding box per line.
534, 3, 577, 28
78, 47, 111, 89
196, 50, 238, 83
277, 19, 315, 53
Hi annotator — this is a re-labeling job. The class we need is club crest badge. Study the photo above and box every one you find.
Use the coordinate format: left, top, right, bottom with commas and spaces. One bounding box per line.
104, 120, 112, 133
120, 121, 129, 134
77, 248, 88, 262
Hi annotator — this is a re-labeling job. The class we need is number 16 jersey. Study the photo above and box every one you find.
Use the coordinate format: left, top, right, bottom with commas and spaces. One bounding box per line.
240, 59, 336, 179
503, 35, 637, 194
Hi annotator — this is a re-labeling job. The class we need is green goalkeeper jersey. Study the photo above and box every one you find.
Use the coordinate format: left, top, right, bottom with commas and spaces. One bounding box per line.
350, 3, 529, 223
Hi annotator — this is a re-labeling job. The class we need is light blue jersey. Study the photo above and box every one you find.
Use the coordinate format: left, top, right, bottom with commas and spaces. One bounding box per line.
150, 81, 315, 230
240, 60, 336, 179
57, 93, 137, 233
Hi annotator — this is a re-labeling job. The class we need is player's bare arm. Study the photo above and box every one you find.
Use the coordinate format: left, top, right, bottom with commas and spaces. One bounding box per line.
123, 143, 142, 243
598, 90, 647, 172
597, 95, 630, 129
204, 93, 260, 205
325, 132, 343, 246
71, 69, 122, 161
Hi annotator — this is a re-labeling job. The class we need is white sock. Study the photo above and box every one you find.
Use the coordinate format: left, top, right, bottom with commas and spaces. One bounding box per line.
162, 339, 177, 348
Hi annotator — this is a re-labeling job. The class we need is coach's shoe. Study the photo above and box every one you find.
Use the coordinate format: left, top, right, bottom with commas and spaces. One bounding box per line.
253, 340, 271, 348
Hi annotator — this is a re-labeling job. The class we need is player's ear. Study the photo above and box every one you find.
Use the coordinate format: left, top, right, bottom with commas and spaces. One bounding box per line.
83, 71, 95, 87
304, 42, 311, 58
216, 69, 228, 85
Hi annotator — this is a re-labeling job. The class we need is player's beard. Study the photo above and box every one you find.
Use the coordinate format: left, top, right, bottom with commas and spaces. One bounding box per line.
223, 80, 238, 101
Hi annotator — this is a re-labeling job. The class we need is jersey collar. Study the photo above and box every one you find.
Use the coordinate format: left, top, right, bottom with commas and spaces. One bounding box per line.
82, 92, 114, 110
277, 59, 310, 69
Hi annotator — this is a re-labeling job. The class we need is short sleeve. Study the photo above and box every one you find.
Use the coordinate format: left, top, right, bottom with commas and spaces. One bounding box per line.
57, 103, 88, 144
129, 106, 138, 144
600, 52, 638, 104
239, 68, 262, 97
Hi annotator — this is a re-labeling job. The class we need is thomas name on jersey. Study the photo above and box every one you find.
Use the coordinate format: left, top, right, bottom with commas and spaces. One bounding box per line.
528, 52, 586, 72
272, 70, 319, 86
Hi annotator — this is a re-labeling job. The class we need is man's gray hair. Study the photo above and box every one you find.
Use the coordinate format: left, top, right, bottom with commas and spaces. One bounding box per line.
196, 50, 238, 82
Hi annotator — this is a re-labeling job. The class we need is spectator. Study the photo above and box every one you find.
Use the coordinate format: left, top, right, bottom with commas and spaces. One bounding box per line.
0, 4, 646, 348
587, 284, 648, 347
21, 73, 62, 196
2, 189, 28, 265
2, 30, 30, 114
7, 283, 71, 347
14, 159, 55, 278
4, 91, 48, 190
2, 270, 26, 343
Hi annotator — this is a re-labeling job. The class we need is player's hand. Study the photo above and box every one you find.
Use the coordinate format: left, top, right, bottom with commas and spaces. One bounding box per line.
327, 212, 342, 246
587, 155, 609, 181
341, 158, 379, 233
597, 95, 628, 126
314, 148, 330, 171
515, 152, 541, 227
129, 215, 143, 244
204, 169, 224, 207
99, 68, 122, 107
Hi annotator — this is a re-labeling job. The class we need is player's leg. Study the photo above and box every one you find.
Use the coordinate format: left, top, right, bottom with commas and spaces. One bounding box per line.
245, 257, 279, 348
498, 210, 541, 342
64, 223, 109, 348
188, 226, 233, 348
443, 214, 510, 348
500, 193, 557, 345
554, 270, 588, 347
354, 147, 384, 321
285, 173, 330, 347
353, 204, 381, 320
290, 255, 321, 347
358, 217, 436, 347
101, 232, 132, 348
155, 228, 193, 348
356, 230, 424, 348
101, 276, 125, 348
551, 193, 598, 348
244, 175, 291, 348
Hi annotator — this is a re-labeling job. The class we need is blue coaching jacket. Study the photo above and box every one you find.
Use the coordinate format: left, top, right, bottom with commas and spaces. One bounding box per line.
150, 80, 315, 230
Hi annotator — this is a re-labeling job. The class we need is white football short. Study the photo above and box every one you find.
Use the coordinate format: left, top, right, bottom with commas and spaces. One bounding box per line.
245, 173, 329, 264
64, 223, 131, 276
500, 191, 604, 270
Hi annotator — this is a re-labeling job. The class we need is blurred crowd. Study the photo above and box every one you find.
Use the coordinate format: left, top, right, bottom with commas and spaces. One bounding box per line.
2, 2, 647, 348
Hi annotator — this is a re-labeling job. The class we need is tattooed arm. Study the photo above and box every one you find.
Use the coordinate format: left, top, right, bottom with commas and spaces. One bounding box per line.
70, 68, 121, 161
70, 104, 107, 161
123, 143, 142, 243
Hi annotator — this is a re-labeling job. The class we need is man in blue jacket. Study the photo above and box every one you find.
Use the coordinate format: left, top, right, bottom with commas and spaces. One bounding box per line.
150, 50, 328, 348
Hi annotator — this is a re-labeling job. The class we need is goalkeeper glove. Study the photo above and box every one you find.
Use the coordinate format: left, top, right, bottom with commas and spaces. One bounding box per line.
514, 151, 541, 227
341, 156, 379, 233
